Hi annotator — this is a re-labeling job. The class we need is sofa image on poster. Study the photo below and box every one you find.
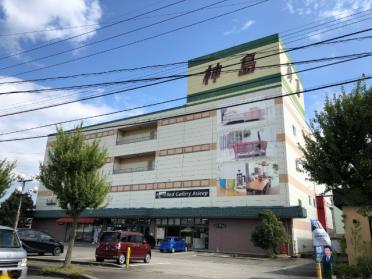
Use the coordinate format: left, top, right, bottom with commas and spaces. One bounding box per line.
217, 128, 275, 162
216, 159, 280, 196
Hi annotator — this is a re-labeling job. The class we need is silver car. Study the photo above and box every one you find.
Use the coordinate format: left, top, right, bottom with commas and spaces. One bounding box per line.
0, 225, 27, 279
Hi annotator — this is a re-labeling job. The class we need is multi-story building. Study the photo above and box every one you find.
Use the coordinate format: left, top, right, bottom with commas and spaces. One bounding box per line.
33, 34, 320, 255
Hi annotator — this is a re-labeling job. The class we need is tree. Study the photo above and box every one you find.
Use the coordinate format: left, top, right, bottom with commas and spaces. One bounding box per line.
300, 80, 372, 212
39, 125, 110, 267
0, 159, 16, 199
0, 192, 34, 227
251, 210, 289, 255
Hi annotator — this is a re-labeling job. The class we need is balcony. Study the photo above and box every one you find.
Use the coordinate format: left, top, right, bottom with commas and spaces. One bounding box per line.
116, 123, 157, 145
113, 152, 156, 174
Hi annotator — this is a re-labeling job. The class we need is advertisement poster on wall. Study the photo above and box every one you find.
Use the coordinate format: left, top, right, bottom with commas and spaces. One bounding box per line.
216, 100, 281, 196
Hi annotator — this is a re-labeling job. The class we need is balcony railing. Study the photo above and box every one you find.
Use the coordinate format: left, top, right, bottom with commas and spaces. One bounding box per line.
116, 134, 156, 145
113, 165, 155, 174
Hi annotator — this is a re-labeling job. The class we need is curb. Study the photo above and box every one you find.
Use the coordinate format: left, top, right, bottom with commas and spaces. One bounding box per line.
195, 251, 270, 261
29, 258, 122, 268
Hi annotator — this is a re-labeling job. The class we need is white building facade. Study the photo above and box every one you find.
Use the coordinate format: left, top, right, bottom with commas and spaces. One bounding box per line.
34, 34, 318, 255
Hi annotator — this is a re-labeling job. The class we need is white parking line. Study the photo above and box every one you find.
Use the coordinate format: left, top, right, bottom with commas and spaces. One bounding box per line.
129, 262, 170, 267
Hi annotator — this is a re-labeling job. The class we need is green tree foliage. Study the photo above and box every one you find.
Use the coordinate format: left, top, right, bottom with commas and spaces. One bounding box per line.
0, 192, 34, 227
300, 80, 372, 211
39, 125, 110, 267
0, 159, 16, 198
251, 210, 289, 255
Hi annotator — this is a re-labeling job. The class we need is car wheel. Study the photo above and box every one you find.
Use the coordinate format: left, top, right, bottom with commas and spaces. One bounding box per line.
171, 247, 175, 253
96, 257, 104, 262
144, 253, 151, 263
117, 254, 126, 265
38, 252, 44, 256
160, 249, 163, 253
184, 246, 188, 252
52, 247, 61, 256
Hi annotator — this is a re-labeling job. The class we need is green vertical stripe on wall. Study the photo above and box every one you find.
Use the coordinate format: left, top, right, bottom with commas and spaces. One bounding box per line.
282, 78, 305, 119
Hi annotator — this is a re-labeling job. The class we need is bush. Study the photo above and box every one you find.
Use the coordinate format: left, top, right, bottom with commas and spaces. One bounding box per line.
251, 210, 289, 256
333, 258, 372, 279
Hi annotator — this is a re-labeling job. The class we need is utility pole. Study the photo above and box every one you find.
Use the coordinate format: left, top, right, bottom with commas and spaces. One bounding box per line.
13, 174, 37, 230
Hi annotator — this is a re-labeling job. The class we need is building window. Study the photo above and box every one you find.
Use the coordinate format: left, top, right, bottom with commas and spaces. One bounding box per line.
286, 65, 292, 83
113, 152, 156, 174
369, 217, 372, 239
116, 123, 157, 145
292, 125, 297, 137
313, 198, 316, 207
308, 196, 312, 206
238, 53, 256, 76
295, 79, 301, 97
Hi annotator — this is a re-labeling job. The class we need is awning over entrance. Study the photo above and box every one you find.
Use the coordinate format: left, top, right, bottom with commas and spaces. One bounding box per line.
56, 217, 95, 224
36, 205, 307, 219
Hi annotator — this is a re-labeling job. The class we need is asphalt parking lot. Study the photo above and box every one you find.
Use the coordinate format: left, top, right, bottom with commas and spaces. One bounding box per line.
28, 245, 317, 279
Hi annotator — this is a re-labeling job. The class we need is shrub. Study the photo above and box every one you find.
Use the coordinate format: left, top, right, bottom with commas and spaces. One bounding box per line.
333, 258, 372, 279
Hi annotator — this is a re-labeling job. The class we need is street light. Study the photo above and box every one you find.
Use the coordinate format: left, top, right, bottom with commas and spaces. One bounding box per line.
13, 174, 38, 230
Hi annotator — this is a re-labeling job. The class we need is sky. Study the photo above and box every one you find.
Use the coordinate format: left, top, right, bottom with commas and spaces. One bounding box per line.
0, 0, 371, 199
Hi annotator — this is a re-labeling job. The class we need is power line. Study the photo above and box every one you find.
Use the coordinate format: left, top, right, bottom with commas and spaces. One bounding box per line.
0, 27, 371, 118
0, 0, 367, 86
1, 50, 372, 135
0, 0, 229, 71
0, 74, 370, 143
0, 1, 252, 37
0, 62, 186, 85
1, 36, 372, 87
0, 0, 268, 78
0, 0, 188, 62
0, 64, 185, 115
1, 50, 372, 95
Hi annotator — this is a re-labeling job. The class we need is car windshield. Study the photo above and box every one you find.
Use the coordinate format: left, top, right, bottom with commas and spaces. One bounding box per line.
162, 237, 173, 242
100, 232, 120, 242
0, 229, 21, 248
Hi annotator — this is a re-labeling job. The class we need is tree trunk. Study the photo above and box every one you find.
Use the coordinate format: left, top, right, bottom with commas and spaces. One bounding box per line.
63, 215, 78, 268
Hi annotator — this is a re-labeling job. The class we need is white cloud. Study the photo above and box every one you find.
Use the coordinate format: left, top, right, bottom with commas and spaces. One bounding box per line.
283, 0, 372, 41
241, 20, 255, 31
223, 19, 255, 36
0, 0, 102, 54
284, 0, 372, 19
0, 76, 146, 177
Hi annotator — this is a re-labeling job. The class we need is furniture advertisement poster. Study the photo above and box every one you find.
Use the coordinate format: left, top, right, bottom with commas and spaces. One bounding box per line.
216, 100, 280, 196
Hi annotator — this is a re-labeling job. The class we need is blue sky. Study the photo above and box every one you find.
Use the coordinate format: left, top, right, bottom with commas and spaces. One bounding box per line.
0, 0, 371, 183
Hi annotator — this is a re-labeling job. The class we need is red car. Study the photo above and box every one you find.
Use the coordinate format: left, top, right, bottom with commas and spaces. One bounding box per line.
95, 231, 151, 265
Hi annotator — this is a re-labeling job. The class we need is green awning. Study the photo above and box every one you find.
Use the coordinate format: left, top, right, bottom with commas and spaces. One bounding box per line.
33, 206, 306, 219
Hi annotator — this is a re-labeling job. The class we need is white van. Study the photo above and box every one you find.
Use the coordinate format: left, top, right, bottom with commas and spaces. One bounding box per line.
0, 225, 27, 278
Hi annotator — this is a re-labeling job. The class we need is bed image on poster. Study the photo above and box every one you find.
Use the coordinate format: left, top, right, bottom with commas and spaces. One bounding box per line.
216, 100, 281, 196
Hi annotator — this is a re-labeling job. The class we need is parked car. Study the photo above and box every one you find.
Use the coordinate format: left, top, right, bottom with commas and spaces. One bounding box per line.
95, 231, 151, 265
17, 228, 64, 256
159, 236, 188, 253
0, 225, 28, 278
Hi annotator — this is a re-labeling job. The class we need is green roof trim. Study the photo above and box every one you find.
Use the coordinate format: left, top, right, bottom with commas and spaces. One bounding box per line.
33, 206, 306, 219
187, 73, 282, 104
187, 84, 281, 107
188, 34, 279, 68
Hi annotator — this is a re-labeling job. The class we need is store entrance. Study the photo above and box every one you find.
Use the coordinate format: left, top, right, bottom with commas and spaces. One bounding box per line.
155, 218, 209, 250
166, 226, 180, 236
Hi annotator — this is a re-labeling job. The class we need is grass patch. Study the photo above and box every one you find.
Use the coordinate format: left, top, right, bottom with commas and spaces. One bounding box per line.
41, 265, 86, 279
